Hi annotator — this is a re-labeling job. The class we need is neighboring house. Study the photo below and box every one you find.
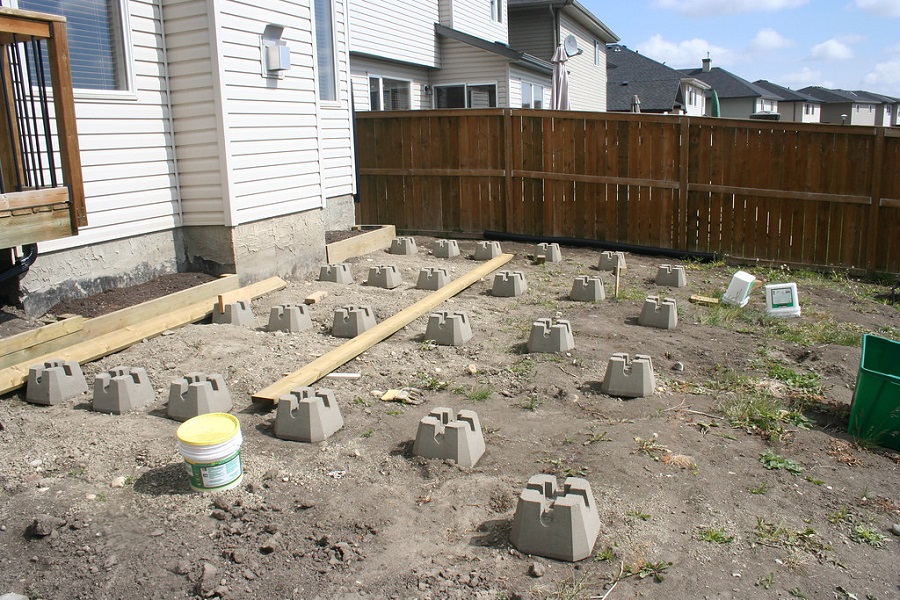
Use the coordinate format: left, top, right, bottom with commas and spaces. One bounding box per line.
798, 87, 881, 126
605, 44, 710, 116
3, 0, 356, 315
678, 58, 781, 119
507, 0, 619, 111
863, 91, 900, 127
754, 81, 822, 123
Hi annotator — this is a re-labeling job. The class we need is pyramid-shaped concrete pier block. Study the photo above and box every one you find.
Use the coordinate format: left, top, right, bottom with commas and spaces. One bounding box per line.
433, 239, 460, 258
412, 407, 485, 468
491, 270, 527, 297
389, 237, 417, 255
268, 304, 313, 333
167, 372, 232, 421
92, 366, 154, 414
598, 251, 627, 271
655, 264, 687, 287
600, 353, 656, 398
212, 300, 254, 326
416, 266, 451, 290
366, 265, 403, 289
26, 359, 89, 405
424, 311, 473, 346
536, 243, 562, 263
319, 263, 353, 284
474, 241, 502, 260
638, 296, 678, 330
274, 387, 344, 442
527, 318, 575, 353
509, 475, 601, 562
570, 275, 606, 302
332, 305, 377, 338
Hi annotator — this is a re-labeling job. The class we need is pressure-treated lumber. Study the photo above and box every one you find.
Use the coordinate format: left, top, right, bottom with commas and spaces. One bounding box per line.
253, 253, 513, 403
0, 316, 84, 367
325, 225, 396, 264
216, 277, 288, 313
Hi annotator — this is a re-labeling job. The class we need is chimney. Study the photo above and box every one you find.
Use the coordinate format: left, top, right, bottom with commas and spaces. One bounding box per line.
702, 57, 711, 72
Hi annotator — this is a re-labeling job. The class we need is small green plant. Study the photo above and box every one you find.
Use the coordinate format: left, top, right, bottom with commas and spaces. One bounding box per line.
416, 372, 449, 391
124, 475, 135, 486
749, 481, 769, 495
622, 560, 672, 583
626, 510, 651, 521
68, 466, 86, 477
697, 527, 734, 544
827, 505, 852, 524
420, 339, 437, 351
360, 428, 374, 438
634, 434, 669, 460
759, 450, 804, 475
386, 408, 403, 416
352, 396, 370, 406
755, 572, 775, 590
805, 476, 825, 485
505, 358, 536, 378
453, 384, 494, 402
584, 431, 611, 445
520, 393, 542, 412
788, 588, 810, 599
753, 518, 829, 556
594, 546, 617, 563
850, 523, 887, 548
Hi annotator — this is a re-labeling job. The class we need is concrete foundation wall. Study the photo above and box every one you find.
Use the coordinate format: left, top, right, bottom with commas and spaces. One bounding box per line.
323, 194, 357, 232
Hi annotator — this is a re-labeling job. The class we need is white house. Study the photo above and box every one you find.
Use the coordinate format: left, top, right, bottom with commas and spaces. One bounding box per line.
754, 80, 821, 123
3, 0, 357, 315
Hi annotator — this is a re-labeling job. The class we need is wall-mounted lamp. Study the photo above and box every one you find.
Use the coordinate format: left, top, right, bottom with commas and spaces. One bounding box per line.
261, 24, 290, 79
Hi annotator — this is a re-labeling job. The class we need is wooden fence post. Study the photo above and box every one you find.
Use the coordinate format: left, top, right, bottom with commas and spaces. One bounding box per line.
677, 117, 690, 250
865, 127, 885, 273
504, 109, 514, 234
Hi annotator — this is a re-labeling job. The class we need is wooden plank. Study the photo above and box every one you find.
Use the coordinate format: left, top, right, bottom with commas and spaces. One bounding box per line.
252, 253, 514, 403
325, 225, 396, 263
687, 183, 870, 205
865, 128, 885, 271
0, 206, 72, 247
0, 188, 70, 210
0, 14, 52, 37
304, 291, 328, 305
0, 316, 84, 365
217, 277, 287, 313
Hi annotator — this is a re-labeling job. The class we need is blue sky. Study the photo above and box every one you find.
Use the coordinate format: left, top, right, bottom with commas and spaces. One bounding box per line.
581, 0, 900, 97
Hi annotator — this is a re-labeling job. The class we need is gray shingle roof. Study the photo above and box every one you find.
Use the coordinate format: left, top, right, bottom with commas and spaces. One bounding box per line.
797, 86, 882, 104
678, 66, 780, 100
606, 45, 688, 112
754, 80, 822, 103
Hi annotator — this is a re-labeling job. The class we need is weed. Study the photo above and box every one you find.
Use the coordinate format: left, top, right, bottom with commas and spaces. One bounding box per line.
520, 394, 542, 412
594, 546, 617, 563
850, 523, 887, 548
420, 339, 437, 351
753, 518, 829, 556
749, 481, 769, 495
386, 409, 403, 416
805, 476, 825, 486
697, 527, 734, 544
789, 588, 810, 599
505, 358, 536, 378
584, 431, 611, 445
360, 429, 374, 438
124, 475, 135, 486
755, 573, 775, 590
634, 434, 669, 460
453, 385, 494, 402
68, 467, 86, 478
759, 450, 804, 475
416, 372, 449, 391
626, 510, 651, 521
543, 571, 592, 600
352, 396, 370, 406
827, 505, 851, 524
622, 560, 672, 583
615, 287, 647, 302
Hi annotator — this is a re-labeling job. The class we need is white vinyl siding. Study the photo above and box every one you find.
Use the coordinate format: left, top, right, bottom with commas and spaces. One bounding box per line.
509, 65, 551, 109
431, 38, 509, 107
319, 0, 355, 199
348, 0, 439, 68
558, 13, 605, 111
350, 56, 430, 110
440, 0, 507, 45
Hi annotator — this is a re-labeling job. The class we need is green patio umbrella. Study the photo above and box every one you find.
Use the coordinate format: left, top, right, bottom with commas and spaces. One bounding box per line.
710, 89, 721, 117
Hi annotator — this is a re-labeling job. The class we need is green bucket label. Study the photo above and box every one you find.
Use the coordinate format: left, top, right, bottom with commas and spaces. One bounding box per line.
184, 450, 242, 490
771, 287, 795, 308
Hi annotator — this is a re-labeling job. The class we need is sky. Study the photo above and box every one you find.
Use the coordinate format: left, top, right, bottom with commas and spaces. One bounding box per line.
581, 0, 900, 97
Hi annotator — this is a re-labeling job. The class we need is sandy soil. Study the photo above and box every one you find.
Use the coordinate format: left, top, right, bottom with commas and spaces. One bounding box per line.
1, 238, 899, 600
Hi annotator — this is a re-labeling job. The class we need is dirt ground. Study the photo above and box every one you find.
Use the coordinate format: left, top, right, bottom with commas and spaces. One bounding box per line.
1, 238, 898, 600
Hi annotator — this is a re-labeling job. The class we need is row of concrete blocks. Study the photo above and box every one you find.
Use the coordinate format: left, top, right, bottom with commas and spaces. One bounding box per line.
389, 237, 503, 261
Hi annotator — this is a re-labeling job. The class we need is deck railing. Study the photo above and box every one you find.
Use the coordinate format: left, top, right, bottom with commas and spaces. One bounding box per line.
0, 7, 84, 248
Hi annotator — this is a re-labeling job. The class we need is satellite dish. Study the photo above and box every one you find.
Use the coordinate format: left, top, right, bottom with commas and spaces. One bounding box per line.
563, 35, 580, 57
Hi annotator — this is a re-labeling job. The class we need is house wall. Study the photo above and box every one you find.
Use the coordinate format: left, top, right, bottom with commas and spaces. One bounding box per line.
780, 101, 820, 123
430, 38, 510, 107
440, 0, 507, 45
507, 7, 554, 61
348, 0, 439, 68
718, 97, 756, 119
508, 64, 551, 108
680, 83, 705, 117
350, 56, 431, 110
850, 103, 877, 126
558, 13, 606, 111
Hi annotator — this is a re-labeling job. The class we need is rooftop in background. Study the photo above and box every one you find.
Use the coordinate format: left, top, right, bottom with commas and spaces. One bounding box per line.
754, 80, 823, 104
507, 0, 619, 42
679, 59, 779, 101
606, 44, 708, 113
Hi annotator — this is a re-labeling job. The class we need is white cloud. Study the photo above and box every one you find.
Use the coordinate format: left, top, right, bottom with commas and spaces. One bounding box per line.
749, 29, 794, 52
854, 0, 900, 18
779, 67, 832, 89
810, 39, 854, 60
653, 0, 808, 16
637, 34, 734, 68
863, 58, 900, 89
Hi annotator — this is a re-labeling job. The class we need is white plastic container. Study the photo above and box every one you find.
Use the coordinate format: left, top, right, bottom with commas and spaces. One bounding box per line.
765, 282, 801, 317
721, 270, 756, 307
177, 413, 243, 492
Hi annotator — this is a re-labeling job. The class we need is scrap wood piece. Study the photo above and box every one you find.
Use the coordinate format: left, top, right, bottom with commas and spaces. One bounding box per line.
252, 253, 514, 403
217, 276, 287, 312
304, 290, 328, 305
689, 294, 719, 306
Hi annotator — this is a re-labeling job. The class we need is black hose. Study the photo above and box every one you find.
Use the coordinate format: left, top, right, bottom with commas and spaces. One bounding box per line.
0, 244, 38, 283
482, 230, 719, 262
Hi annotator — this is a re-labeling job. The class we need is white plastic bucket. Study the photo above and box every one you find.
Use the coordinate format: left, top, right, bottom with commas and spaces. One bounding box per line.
176, 413, 243, 492
765, 282, 801, 317
722, 271, 756, 307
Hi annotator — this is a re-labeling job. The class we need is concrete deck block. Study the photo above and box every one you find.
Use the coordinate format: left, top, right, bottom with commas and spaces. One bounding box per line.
527, 318, 575, 353
412, 407, 485, 468
656, 264, 687, 287
536, 242, 562, 263
570, 275, 606, 302
92, 366, 154, 414
474, 241, 502, 260
416, 266, 451, 290
212, 300, 254, 326
491, 270, 527, 297
433, 239, 460, 258
389, 237, 418, 255
167, 372, 232, 421
274, 387, 344, 442
424, 311, 473, 346
319, 263, 353, 284
638, 296, 678, 330
331, 304, 377, 338
26, 359, 88, 405
600, 353, 656, 398
268, 304, 313, 333
598, 251, 627, 271
509, 475, 601, 562
366, 265, 403, 289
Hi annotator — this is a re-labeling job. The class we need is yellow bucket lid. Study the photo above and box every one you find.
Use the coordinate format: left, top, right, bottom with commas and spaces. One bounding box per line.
177, 413, 241, 446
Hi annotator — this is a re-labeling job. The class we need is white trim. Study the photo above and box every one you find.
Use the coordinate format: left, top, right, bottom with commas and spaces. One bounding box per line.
207, 0, 236, 226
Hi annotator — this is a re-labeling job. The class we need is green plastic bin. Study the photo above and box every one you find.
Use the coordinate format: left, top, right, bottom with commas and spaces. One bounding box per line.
848, 334, 900, 450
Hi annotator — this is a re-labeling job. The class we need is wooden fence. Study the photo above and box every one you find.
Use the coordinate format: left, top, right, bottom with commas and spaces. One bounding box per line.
355, 109, 900, 274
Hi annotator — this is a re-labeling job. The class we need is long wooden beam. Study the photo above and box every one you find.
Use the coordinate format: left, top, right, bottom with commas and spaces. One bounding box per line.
252, 253, 514, 403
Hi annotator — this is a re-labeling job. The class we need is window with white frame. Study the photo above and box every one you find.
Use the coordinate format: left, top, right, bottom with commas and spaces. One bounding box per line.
19, 0, 130, 91
521, 82, 544, 109
368, 76, 411, 111
435, 84, 496, 108
314, 0, 337, 101
688, 88, 696, 106
490, 0, 502, 22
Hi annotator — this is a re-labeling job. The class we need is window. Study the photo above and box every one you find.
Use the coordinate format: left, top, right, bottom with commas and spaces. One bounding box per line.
368, 76, 411, 111
688, 88, 696, 106
435, 84, 496, 108
314, 0, 337, 101
19, 0, 128, 91
521, 82, 543, 109
490, 0, 502, 23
